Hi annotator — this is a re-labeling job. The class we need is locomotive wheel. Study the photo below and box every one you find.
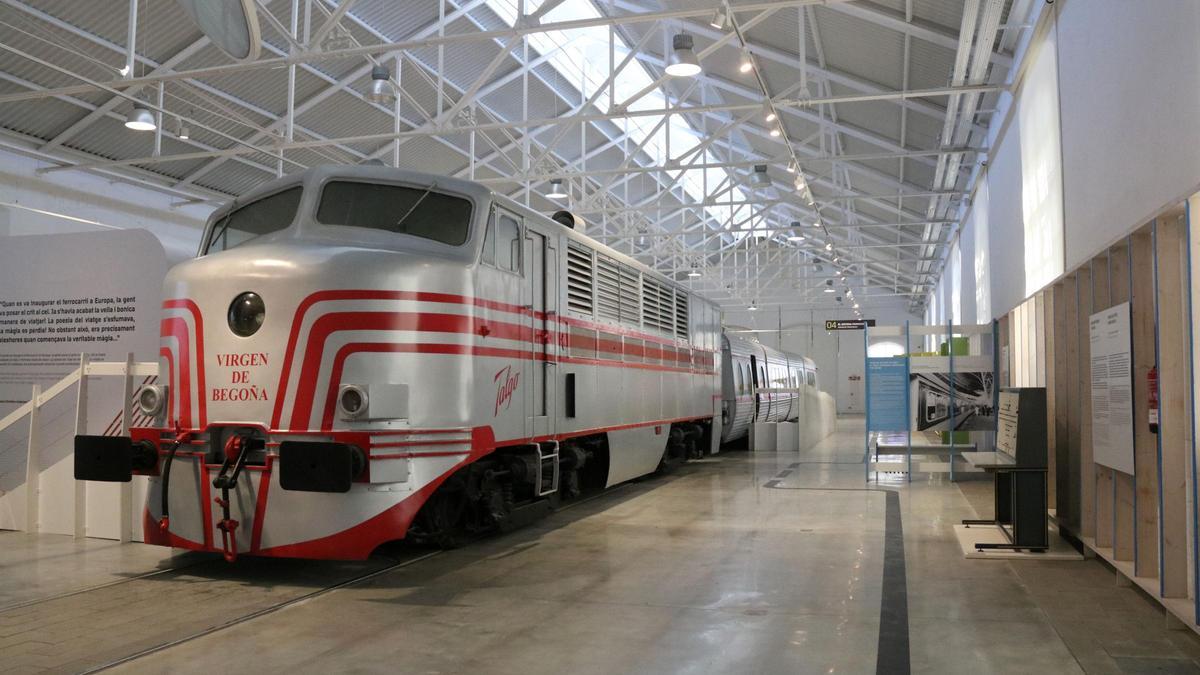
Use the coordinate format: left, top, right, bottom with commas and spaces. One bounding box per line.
413, 474, 469, 548
655, 443, 686, 475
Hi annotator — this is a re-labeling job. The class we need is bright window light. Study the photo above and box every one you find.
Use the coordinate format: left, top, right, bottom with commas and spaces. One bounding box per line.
486, 1, 757, 238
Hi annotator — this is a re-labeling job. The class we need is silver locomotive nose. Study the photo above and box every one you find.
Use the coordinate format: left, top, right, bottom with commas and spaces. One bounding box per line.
162, 240, 472, 432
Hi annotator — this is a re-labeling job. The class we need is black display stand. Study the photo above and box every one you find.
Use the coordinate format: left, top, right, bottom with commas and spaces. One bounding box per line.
962, 387, 1048, 552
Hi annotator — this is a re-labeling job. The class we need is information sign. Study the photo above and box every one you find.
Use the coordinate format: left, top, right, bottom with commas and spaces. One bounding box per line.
867, 357, 908, 431
1090, 302, 1133, 473
826, 319, 876, 330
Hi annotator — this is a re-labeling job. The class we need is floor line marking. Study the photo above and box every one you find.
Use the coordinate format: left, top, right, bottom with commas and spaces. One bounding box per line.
762, 481, 909, 674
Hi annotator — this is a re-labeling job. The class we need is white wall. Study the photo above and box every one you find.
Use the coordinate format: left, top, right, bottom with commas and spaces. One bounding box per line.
971, 179, 992, 323
1017, 21, 1064, 296
723, 305, 923, 413
934, 2, 1200, 320
984, 110, 1027, 318
1058, 0, 1200, 270
0, 147, 213, 262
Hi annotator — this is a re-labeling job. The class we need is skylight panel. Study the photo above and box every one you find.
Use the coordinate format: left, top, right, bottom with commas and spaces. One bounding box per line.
485, 0, 756, 236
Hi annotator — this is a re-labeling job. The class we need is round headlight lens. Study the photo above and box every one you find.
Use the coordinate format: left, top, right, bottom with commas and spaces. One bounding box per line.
228, 292, 265, 337
339, 385, 368, 419
137, 385, 165, 416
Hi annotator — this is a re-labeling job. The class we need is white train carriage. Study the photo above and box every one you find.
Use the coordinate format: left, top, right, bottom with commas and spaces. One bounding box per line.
719, 333, 819, 444
74, 165, 722, 560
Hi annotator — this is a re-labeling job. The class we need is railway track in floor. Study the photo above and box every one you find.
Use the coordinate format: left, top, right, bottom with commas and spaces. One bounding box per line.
76, 549, 443, 674
0, 554, 219, 614
7, 481, 644, 674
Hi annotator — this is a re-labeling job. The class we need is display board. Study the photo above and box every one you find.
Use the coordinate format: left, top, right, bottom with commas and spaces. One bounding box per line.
996, 391, 1020, 455
908, 355, 996, 432
1089, 302, 1134, 473
995, 388, 1047, 468
866, 357, 908, 431
0, 230, 165, 537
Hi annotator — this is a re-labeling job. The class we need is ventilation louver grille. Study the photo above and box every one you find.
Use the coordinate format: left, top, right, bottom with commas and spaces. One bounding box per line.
618, 264, 640, 324
566, 244, 594, 315
596, 255, 621, 322
641, 278, 674, 333
674, 292, 689, 338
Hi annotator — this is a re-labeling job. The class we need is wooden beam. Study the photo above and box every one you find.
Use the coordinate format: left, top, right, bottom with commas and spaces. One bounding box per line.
1111, 238, 1136, 563
1077, 263, 1095, 540
1043, 289, 1057, 508
1058, 276, 1080, 530
1067, 274, 1082, 532
1092, 252, 1114, 550
1154, 211, 1190, 598
1131, 227, 1158, 578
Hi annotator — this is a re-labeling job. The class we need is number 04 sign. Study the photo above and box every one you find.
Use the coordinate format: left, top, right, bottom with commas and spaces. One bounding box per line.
825, 319, 876, 330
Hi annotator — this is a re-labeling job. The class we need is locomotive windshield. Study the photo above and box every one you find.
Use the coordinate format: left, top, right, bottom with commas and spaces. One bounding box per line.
205, 186, 303, 254
316, 180, 471, 246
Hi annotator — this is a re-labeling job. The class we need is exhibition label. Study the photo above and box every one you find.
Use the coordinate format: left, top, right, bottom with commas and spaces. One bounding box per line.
1090, 302, 1134, 474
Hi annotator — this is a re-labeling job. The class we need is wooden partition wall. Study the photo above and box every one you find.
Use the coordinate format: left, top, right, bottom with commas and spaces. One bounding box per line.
1001, 203, 1197, 627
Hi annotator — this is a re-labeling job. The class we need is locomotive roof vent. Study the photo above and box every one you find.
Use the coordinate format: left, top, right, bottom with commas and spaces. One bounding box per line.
551, 210, 585, 231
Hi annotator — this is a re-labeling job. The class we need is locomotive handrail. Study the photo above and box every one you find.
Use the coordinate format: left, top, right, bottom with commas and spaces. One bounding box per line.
0, 359, 157, 435
1, 354, 157, 539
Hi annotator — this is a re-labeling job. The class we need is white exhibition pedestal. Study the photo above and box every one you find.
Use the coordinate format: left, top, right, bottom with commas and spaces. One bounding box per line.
751, 422, 777, 451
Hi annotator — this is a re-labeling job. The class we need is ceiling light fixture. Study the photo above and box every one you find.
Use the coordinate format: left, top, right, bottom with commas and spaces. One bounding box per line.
764, 104, 777, 122
666, 34, 701, 77
124, 103, 156, 131
734, 52, 753, 74
825, 242, 833, 251
709, 8, 729, 30
366, 64, 395, 103
750, 164, 770, 187
769, 127, 781, 137
747, 301, 759, 311
546, 177, 568, 199
175, 116, 190, 140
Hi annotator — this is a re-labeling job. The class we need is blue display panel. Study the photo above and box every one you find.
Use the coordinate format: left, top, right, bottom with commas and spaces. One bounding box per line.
867, 357, 909, 431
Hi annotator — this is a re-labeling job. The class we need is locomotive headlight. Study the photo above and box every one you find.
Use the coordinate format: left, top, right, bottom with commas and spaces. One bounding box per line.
338, 384, 368, 420
137, 384, 167, 417
228, 292, 265, 337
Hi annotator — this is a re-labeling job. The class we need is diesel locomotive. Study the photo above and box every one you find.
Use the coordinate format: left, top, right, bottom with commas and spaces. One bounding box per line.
74, 165, 824, 561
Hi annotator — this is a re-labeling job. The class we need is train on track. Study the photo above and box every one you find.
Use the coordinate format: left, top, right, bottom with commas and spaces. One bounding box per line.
74, 165, 833, 561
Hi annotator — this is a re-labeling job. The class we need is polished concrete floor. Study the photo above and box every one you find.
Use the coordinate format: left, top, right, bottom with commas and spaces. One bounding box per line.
3, 417, 1200, 674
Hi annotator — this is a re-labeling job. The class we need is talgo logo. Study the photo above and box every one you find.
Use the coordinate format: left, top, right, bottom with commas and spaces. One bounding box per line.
493, 365, 520, 416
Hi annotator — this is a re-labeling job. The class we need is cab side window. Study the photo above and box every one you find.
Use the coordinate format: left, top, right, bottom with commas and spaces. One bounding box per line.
481, 214, 496, 265
496, 214, 521, 273
481, 212, 522, 274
